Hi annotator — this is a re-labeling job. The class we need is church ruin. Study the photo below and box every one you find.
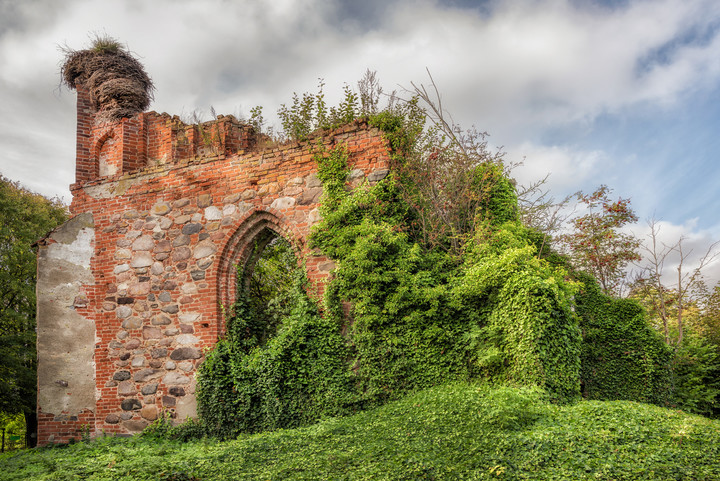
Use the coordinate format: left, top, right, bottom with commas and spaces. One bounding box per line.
35, 48, 390, 444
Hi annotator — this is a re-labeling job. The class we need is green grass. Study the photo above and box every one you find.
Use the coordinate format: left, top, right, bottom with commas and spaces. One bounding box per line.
2, 383, 719, 480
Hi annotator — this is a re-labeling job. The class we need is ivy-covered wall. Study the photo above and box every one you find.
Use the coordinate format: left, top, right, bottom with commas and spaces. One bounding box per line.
575, 273, 672, 404
192, 107, 679, 438
195, 135, 585, 437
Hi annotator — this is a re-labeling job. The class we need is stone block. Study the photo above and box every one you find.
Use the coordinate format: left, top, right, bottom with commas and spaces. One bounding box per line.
113, 370, 131, 381
151, 202, 171, 216
142, 326, 163, 339
141, 405, 158, 421
204, 206, 222, 220
134, 368, 163, 383
193, 240, 217, 259
170, 347, 201, 360
141, 383, 158, 395
130, 252, 153, 268
121, 398, 142, 411
163, 372, 191, 385
132, 235, 154, 251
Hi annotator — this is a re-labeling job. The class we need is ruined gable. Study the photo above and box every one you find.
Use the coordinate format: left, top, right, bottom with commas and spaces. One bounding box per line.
36, 71, 390, 445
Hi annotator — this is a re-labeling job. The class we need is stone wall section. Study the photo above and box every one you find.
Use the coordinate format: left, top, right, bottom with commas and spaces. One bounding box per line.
37, 108, 391, 444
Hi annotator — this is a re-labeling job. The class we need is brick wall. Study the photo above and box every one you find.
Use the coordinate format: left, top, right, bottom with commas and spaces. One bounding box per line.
36, 102, 390, 445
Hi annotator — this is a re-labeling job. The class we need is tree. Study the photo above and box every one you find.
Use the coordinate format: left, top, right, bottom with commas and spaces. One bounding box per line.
0, 176, 67, 446
561, 185, 641, 296
630, 222, 720, 417
396, 70, 514, 255
636, 218, 720, 346
698, 282, 720, 348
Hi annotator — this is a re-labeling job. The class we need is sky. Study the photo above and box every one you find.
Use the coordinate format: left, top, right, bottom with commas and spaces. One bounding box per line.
0, 0, 718, 286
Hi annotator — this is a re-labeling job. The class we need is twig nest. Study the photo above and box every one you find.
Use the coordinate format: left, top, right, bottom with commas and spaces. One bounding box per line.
61, 38, 154, 121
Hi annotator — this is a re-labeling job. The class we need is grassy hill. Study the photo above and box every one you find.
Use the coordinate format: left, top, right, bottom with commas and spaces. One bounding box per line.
2, 383, 719, 480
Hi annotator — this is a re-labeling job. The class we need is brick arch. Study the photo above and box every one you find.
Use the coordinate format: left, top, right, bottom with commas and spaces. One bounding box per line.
94, 131, 118, 178
215, 208, 304, 334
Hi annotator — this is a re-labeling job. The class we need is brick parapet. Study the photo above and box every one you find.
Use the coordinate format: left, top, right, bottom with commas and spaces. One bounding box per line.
72, 109, 263, 189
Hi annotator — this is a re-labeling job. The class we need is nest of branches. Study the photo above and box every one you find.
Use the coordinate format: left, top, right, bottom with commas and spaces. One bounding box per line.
60, 37, 154, 121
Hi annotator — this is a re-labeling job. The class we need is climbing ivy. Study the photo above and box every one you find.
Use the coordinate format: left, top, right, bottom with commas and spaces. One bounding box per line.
190, 88, 678, 438
311, 140, 581, 404
574, 272, 672, 405
196, 272, 355, 439
194, 127, 585, 438
453, 223, 581, 402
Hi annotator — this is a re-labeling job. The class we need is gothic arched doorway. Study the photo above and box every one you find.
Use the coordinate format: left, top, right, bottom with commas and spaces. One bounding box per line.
216, 210, 302, 338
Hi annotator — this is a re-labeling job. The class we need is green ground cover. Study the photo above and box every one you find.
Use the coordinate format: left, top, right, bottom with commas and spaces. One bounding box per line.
2, 383, 718, 480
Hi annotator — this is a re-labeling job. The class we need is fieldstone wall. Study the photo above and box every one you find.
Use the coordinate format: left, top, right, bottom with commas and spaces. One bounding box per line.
36, 102, 391, 445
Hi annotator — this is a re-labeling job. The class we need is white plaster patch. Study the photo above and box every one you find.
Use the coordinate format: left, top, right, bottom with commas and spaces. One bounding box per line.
36, 213, 97, 416
47, 228, 94, 267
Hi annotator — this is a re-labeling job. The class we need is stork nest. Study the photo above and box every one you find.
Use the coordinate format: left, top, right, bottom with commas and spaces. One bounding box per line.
61, 38, 154, 122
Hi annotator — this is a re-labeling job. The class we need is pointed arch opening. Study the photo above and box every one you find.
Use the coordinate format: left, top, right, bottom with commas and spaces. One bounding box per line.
216, 210, 303, 340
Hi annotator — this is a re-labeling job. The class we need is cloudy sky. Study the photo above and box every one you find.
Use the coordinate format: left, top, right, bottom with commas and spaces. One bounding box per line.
1, 0, 719, 284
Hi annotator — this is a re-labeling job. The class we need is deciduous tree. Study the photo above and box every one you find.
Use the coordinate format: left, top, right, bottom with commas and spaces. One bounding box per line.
561, 185, 641, 296
0, 176, 67, 446
636, 218, 720, 346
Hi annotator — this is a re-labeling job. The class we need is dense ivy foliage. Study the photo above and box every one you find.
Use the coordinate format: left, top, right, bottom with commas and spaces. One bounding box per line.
453, 224, 581, 402
197, 274, 355, 438
574, 272, 672, 404
670, 331, 720, 416
311, 140, 581, 404
194, 116, 586, 436
191, 89, 692, 437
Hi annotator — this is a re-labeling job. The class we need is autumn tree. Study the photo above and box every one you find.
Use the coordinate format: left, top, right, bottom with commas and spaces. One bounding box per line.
561, 185, 641, 296
0, 176, 67, 446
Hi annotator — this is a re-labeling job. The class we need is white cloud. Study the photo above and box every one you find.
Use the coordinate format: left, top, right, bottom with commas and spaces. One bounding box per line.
507, 142, 608, 192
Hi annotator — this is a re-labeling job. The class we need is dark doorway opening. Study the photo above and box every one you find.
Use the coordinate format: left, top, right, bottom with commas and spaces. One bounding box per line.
236, 229, 299, 347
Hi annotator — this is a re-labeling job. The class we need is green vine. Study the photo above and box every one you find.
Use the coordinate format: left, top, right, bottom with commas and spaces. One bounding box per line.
196, 271, 355, 438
